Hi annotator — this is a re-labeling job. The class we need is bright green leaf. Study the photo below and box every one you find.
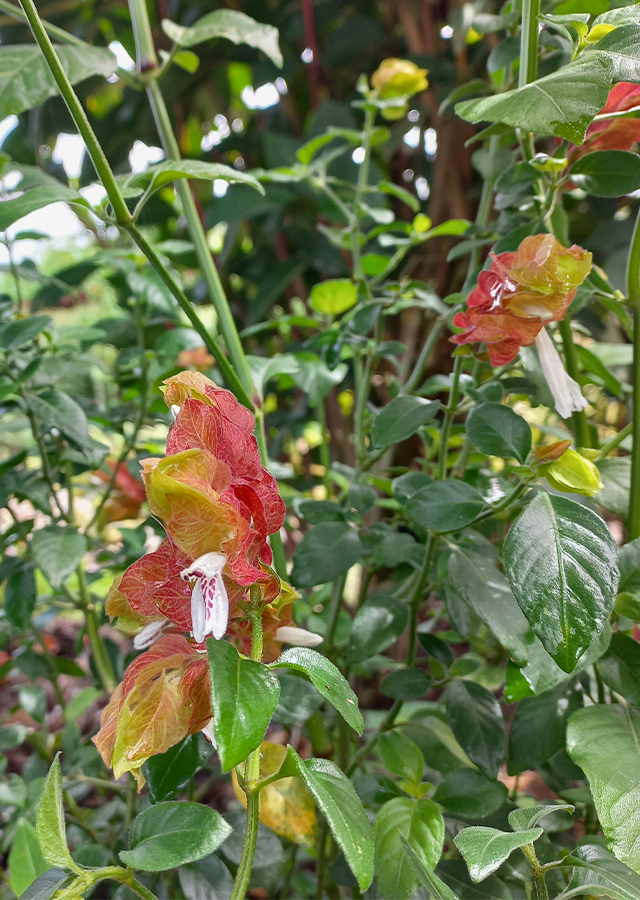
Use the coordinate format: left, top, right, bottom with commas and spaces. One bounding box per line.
36, 754, 80, 872
1, 316, 52, 351
161, 10, 283, 66
374, 796, 444, 900
508, 802, 575, 832
453, 826, 543, 882
30, 527, 87, 589
309, 279, 357, 316
377, 731, 424, 784
8, 818, 50, 897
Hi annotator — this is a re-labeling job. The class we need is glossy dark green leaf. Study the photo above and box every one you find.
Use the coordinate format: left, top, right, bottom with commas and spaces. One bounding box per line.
453, 826, 542, 882
30, 527, 87, 589
455, 53, 613, 143
27, 390, 91, 449
380, 667, 431, 700
597, 456, 630, 518
466, 403, 532, 463
177, 854, 235, 900
280, 748, 373, 890
270, 647, 363, 733
144, 735, 212, 803
346, 594, 409, 663
119, 802, 232, 871
5, 565, 36, 631
567, 705, 640, 873
36, 754, 79, 872
377, 731, 424, 784
0, 45, 116, 118
371, 396, 441, 449
8, 819, 50, 897
374, 796, 444, 900
16, 867, 68, 900
433, 768, 508, 819
508, 802, 574, 832
1, 316, 52, 351
598, 633, 640, 706
569, 150, 640, 196
619, 537, 640, 593
208, 639, 280, 771
290, 522, 362, 587
595, 22, 640, 81
273, 673, 322, 726
508, 680, 582, 774
566, 843, 640, 900
406, 481, 485, 532
504, 493, 619, 672
161, 9, 283, 66
445, 680, 506, 779
418, 632, 454, 667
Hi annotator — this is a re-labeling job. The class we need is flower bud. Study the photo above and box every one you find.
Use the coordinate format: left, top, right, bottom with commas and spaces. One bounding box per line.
546, 448, 603, 497
371, 59, 428, 99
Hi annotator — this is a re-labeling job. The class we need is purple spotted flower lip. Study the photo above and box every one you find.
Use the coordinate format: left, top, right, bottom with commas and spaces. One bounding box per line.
181, 551, 229, 643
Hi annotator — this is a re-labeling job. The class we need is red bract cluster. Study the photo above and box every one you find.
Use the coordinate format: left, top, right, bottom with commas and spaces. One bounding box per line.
450, 234, 592, 365
94, 372, 291, 786
568, 82, 640, 166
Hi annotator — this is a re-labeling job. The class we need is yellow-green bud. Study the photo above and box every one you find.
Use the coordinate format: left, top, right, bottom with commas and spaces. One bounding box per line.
371, 59, 428, 99
546, 448, 603, 498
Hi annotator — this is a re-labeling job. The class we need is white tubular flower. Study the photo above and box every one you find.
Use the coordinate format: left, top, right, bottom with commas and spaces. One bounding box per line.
180, 552, 229, 643
275, 626, 323, 647
534, 327, 588, 420
170, 404, 181, 422
201, 718, 217, 747
133, 618, 170, 650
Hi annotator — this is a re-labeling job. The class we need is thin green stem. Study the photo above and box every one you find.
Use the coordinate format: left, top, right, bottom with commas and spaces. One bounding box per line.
557, 317, 591, 448
598, 421, 632, 459
229, 585, 264, 900
18, 0, 131, 224
437, 357, 463, 480
519, 0, 540, 90
323, 575, 347, 659
521, 843, 549, 900
404, 318, 445, 394
350, 107, 376, 282
144, 77, 257, 405
254, 412, 287, 577
76, 566, 117, 692
628, 204, 640, 540
316, 398, 332, 497
128, 0, 158, 71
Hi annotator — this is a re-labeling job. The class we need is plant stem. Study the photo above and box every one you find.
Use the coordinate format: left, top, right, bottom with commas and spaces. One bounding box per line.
316, 398, 333, 497
598, 421, 632, 459
323, 575, 347, 659
518, 0, 540, 89
557, 317, 591, 448
254, 413, 287, 577
144, 76, 257, 405
76, 565, 117, 692
628, 205, 640, 539
403, 318, 445, 394
350, 107, 376, 282
437, 356, 463, 480
128, 0, 157, 72
521, 843, 549, 900
229, 585, 264, 900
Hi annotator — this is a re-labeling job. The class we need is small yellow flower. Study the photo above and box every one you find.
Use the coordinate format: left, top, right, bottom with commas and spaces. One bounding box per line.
371, 59, 428, 99
546, 448, 603, 498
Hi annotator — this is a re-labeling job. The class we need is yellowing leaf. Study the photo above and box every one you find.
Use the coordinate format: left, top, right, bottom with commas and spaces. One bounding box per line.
232, 742, 318, 846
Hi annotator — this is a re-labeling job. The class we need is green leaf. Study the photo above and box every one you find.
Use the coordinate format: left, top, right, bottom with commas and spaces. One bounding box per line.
177, 855, 235, 900
567, 704, 640, 872
433, 768, 508, 819
374, 796, 445, 900
144, 735, 212, 803
1, 316, 52, 351
508, 802, 575, 832
290, 522, 362, 588
466, 403, 532, 463
8, 818, 50, 897
569, 150, 640, 196
455, 53, 613, 144
508, 680, 582, 774
119, 801, 232, 872
405, 481, 485, 533
36, 754, 80, 872
598, 456, 631, 519
504, 493, 619, 672
64, 687, 101, 722
309, 279, 357, 316
453, 826, 543, 882
399, 836, 462, 900
281, 748, 373, 890
371, 396, 441, 449
270, 647, 363, 734
380, 667, 431, 700
290, 353, 348, 405
594, 22, 640, 82
0, 185, 86, 231
0, 45, 116, 118
377, 731, 425, 784
128, 159, 264, 197
445, 679, 506, 779
5, 565, 36, 631
27, 389, 91, 449
30, 527, 87, 589
15, 867, 68, 900
19, 685, 47, 722
346, 594, 409, 663
207, 639, 279, 771
161, 10, 283, 66
619, 537, 640, 593
565, 843, 640, 900
599, 633, 640, 706
0, 773, 27, 806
